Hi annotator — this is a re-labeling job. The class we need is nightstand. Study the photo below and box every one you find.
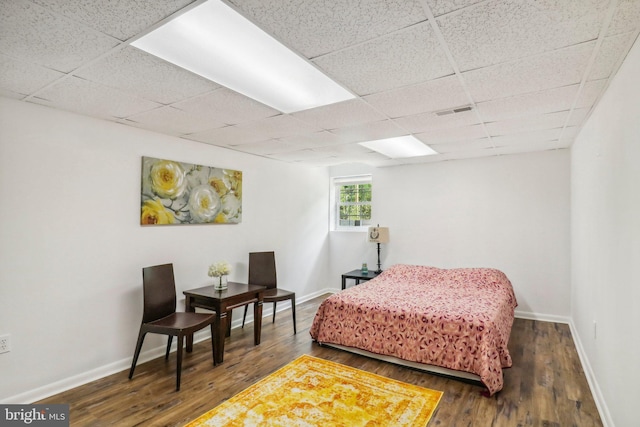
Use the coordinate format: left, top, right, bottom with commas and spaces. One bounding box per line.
341, 269, 380, 290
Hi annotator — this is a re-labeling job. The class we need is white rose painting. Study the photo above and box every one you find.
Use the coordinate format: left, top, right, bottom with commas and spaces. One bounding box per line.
140, 156, 242, 225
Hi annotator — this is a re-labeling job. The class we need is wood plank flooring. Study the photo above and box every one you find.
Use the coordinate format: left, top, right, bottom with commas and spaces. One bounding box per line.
37, 295, 602, 426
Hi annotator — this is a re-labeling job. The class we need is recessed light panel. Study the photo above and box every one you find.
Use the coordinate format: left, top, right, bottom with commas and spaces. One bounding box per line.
131, 0, 354, 113
359, 136, 438, 158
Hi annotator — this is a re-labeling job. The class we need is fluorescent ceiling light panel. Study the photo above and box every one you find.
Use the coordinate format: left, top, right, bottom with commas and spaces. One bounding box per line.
131, 0, 354, 113
359, 136, 438, 158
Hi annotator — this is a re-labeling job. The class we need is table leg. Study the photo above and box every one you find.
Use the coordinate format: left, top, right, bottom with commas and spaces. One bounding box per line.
253, 300, 263, 345
184, 296, 194, 352
341, 275, 346, 290
214, 310, 227, 364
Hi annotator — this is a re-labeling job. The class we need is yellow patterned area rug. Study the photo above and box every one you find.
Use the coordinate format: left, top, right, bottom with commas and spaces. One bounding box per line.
185, 354, 443, 427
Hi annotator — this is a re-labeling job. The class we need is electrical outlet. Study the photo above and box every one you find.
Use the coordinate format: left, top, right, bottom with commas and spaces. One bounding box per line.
0, 334, 10, 354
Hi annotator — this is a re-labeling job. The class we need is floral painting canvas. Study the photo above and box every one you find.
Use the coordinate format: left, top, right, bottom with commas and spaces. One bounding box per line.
141, 156, 242, 225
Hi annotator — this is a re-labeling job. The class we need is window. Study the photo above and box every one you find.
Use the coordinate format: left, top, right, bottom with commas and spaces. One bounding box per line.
331, 175, 372, 231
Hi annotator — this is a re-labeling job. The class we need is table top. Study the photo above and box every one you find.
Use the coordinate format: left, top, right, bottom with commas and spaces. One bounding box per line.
183, 282, 266, 300
342, 269, 380, 280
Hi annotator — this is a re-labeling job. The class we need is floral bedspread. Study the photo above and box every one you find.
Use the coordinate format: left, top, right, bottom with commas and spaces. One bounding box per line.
309, 264, 518, 395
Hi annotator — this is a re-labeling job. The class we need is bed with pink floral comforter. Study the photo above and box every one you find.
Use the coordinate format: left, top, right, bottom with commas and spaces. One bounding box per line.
310, 264, 518, 395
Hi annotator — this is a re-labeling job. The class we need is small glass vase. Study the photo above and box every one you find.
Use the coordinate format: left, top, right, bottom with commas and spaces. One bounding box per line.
214, 275, 228, 291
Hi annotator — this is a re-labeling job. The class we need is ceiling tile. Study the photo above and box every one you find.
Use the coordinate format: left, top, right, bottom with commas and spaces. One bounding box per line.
125, 106, 226, 135
485, 111, 569, 137
491, 128, 563, 147
493, 141, 565, 156
438, 0, 608, 71
297, 157, 348, 167
329, 120, 406, 143
292, 98, 387, 129
2, 0, 636, 167
173, 88, 279, 126
75, 47, 220, 104
393, 108, 480, 134
607, 0, 640, 36
575, 79, 608, 108
363, 75, 469, 118
231, 139, 301, 155
228, 0, 426, 58
476, 85, 580, 121
0, 87, 24, 100
0, 53, 65, 96
266, 149, 334, 162
437, 147, 497, 162
277, 131, 347, 148
567, 108, 591, 127
313, 143, 372, 157
0, 1, 119, 73
313, 22, 453, 95
30, 0, 195, 41
588, 33, 636, 81
463, 42, 595, 102
366, 157, 410, 167
235, 114, 323, 139
559, 127, 580, 146
185, 125, 267, 146
414, 124, 487, 144
396, 154, 447, 165
425, 0, 486, 17
29, 76, 161, 119
428, 137, 493, 153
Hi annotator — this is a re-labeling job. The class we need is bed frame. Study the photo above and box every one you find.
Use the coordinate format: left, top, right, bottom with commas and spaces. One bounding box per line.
318, 342, 484, 386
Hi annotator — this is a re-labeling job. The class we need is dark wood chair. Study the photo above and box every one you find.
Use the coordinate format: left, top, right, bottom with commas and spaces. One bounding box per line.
242, 251, 296, 334
128, 263, 216, 391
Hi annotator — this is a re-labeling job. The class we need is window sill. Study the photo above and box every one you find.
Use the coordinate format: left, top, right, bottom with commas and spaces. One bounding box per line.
331, 227, 368, 233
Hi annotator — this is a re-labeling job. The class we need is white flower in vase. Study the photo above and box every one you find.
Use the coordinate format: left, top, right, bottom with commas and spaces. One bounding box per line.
208, 261, 231, 290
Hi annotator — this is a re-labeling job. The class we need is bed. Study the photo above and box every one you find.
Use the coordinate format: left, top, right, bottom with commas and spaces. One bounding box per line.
309, 264, 518, 395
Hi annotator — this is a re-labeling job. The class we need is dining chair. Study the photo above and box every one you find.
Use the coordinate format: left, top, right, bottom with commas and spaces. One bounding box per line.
242, 251, 296, 334
128, 263, 216, 391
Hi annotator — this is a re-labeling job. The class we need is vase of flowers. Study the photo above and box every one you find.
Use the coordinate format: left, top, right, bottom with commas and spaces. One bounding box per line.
209, 261, 231, 290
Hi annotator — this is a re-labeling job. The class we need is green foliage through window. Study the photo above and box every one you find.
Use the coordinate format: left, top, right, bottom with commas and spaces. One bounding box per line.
337, 182, 372, 227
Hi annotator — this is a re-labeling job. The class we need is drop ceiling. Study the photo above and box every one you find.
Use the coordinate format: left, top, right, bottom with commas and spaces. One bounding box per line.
1, 0, 639, 167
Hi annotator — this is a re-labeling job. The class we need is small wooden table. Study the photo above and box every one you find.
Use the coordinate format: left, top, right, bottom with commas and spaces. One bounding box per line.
341, 269, 380, 290
183, 282, 265, 364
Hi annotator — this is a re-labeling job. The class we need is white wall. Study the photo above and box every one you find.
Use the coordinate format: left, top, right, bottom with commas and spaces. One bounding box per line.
571, 37, 640, 427
330, 150, 571, 319
0, 98, 331, 402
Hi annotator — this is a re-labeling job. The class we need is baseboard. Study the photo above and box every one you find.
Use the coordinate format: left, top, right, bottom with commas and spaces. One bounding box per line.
514, 310, 571, 324
6, 293, 613, 427
567, 320, 614, 427
2, 328, 214, 404
4, 289, 340, 404
514, 310, 613, 427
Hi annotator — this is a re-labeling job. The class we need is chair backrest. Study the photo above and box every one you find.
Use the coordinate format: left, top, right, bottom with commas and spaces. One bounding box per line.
142, 264, 177, 323
248, 252, 277, 290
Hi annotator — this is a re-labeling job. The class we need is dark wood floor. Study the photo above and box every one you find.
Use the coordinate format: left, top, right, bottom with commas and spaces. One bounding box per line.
37, 295, 602, 426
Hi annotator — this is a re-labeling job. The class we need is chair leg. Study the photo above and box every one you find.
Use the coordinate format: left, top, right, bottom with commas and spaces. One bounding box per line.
291, 297, 297, 335
272, 302, 277, 323
242, 305, 248, 328
165, 336, 173, 360
129, 330, 146, 379
175, 335, 184, 391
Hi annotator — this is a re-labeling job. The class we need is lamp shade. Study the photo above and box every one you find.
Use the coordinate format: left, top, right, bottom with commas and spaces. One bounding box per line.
368, 226, 389, 243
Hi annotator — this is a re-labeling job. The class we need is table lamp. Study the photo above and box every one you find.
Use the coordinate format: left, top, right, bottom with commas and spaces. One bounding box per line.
368, 225, 389, 274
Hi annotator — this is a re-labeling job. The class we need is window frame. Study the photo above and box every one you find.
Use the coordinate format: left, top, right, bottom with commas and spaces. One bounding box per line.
330, 174, 372, 232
